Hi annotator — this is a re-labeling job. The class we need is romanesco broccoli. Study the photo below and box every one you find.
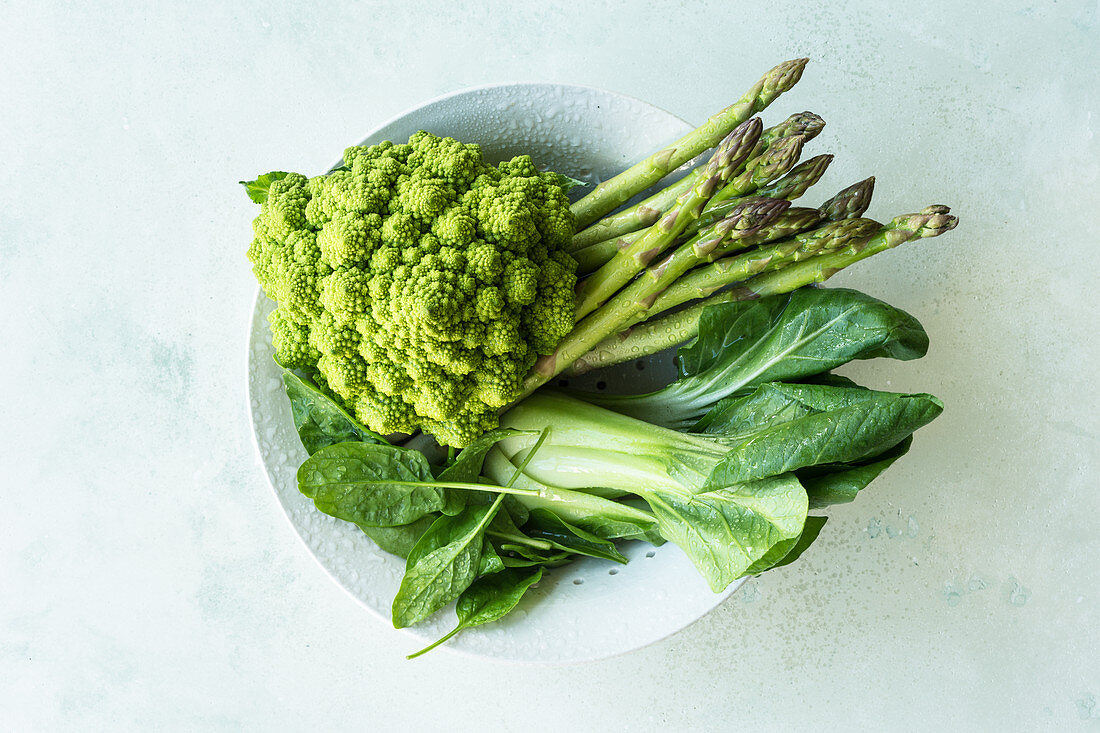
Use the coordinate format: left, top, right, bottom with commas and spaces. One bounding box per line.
246, 131, 577, 447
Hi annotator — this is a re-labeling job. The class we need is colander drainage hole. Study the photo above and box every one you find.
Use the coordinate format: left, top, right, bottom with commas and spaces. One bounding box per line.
645, 550, 656, 558
557, 379, 569, 387
635, 360, 645, 370
608, 568, 619, 576
573, 578, 584, 585
596, 380, 607, 390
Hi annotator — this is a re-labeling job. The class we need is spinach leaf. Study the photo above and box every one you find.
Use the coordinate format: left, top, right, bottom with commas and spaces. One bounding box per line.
406, 567, 543, 659
436, 428, 532, 516
585, 288, 929, 429
701, 383, 942, 485
799, 437, 913, 509
523, 509, 628, 564
298, 442, 445, 527
498, 544, 574, 568
478, 538, 505, 576
240, 171, 289, 204
359, 516, 436, 559
391, 497, 504, 628
282, 370, 387, 455
641, 473, 807, 592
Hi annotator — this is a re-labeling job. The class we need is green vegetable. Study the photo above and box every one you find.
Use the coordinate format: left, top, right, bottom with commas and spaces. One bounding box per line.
569, 57, 807, 229
297, 440, 537, 529
240, 171, 289, 204
406, 567, 543, 659
799, 437, 913, 509
568, 111, 826, 252
483, 446, 662, 543
359, 517, 435, 559
581, 288, 930, 429
391, 427, 551, 627
251, 58, 958, 651
247, 132, 580, 447
523, 509, 629, 564
698, 383, 943, 484
282, 369, 387, 454
298, 442, 445, 527
436, 428, 533, 515
643, 474, 807, 591
527, 197, 791, 391
755, 515, 828, 572
392, 498, 504, 628
572, 119, 764, 322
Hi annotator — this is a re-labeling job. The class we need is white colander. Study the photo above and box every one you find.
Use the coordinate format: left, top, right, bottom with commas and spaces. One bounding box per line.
246, 84, 744, 662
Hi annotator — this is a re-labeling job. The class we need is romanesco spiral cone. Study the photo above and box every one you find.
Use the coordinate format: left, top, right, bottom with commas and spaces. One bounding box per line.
246, 133, 578, 446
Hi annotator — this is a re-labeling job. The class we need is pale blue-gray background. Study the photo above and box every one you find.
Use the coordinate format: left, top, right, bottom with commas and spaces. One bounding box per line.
2, 1, 1097, 730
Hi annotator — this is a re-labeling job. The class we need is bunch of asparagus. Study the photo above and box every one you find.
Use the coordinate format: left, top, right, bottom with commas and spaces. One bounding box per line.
519, 58, 957, 393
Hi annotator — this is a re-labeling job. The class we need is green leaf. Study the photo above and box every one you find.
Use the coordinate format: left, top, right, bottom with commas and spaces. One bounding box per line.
240, 171, 290, 204
406, 567, 543, 659
436, 428, 532, 516
478, 538, 505, 576
701, 383, 943, 485
391, 497, 504, 628
545, 171, 589, 193
585, 288, 929, 429
769, 515, 828, 570
499, 544, 574, 568
298, 442, 445, 527
282, 370, 388, 455
743, 514, 827, 575
524, 509, 629, 564
641, 474, 808, 592
799, 437, 913, 509
358, 516, 436, 559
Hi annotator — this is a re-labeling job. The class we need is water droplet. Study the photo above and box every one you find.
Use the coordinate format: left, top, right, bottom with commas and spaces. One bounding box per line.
967, 575, 986, 592
1007, 578, 1031, 606
907, 516, 919, 537
866, 518, 881, 538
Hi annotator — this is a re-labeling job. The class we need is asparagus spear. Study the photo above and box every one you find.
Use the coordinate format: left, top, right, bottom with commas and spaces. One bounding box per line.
571, 152, 835, 276
569, 58, 808, 229
747, 111, 825, 159
569, 112, 825, 251
566, 206, 956, 374
703, 175, 876, 262
522, 198, 789, 395
695, 153, 833, 231
573, 119, 763, 320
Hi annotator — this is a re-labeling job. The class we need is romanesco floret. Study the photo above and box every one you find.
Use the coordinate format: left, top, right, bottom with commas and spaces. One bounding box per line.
246, 132, 578, 446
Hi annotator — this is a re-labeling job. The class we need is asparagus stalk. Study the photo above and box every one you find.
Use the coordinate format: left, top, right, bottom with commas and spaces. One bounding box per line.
569, 58, 808, 229
522, 198, 789, 395
566, 206, 957, 374
747, 111, 825, 159
695, 153, 833, 230
819, 176, 875, 220
701, 175, 876, 262
701, 133, 805, 211
656, 217, 884, 305
573, 119, 763, 321
569, 112, 825, 251
571, 152, 835, 276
